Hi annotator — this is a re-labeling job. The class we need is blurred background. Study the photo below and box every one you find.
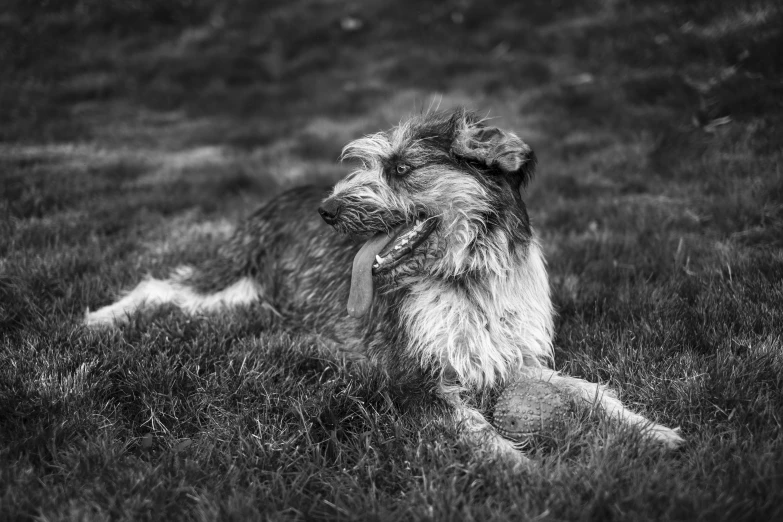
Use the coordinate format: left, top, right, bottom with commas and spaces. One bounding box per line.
3, 1, 781, 178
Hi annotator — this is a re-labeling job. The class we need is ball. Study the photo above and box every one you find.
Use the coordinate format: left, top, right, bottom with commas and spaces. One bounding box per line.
492, 379, 573, 442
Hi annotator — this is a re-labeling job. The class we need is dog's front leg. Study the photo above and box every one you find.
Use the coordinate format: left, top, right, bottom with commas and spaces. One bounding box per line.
438, 384, 531, 470
521, 368, 684, 449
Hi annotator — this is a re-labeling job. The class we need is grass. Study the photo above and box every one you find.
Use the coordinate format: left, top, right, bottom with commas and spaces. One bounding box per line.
1, 0, 782, 520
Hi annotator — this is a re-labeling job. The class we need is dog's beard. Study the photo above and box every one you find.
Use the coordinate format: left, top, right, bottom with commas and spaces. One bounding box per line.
347, 217, 437, 318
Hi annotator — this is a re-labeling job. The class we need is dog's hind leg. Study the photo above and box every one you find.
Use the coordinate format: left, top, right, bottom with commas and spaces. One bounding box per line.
527, 369, 684, 449
84, 266, 264, 327
439, 385, 531, 470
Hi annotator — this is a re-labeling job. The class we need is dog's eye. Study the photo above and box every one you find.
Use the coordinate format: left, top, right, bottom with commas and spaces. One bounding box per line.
395, 164, 411, 176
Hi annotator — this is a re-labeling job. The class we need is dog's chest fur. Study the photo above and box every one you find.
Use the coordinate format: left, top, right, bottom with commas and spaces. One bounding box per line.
359, 241, 554, 390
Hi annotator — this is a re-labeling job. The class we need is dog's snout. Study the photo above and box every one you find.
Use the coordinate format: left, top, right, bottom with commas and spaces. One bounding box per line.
318, 199, 341, 225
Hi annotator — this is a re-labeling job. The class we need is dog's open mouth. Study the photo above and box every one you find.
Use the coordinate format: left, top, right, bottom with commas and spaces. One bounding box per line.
347, 216, 437, 318
372, 216, 438, 273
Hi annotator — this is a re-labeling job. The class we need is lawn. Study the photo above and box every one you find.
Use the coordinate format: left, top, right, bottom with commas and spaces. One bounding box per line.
1, 0, 782, 520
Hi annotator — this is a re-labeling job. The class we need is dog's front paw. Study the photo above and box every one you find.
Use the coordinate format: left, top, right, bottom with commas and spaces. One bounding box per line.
503, 447, 533, 473
643, 423, 684, 450
478, 429, 534, 472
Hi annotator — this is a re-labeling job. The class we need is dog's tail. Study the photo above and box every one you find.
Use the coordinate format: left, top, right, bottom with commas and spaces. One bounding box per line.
529, 368, 684, 449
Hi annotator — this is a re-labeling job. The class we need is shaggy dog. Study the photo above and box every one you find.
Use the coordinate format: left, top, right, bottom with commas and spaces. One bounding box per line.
86, 109, 683, 465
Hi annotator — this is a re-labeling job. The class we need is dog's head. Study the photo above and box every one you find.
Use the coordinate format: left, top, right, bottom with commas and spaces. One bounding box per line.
319, 109, 537, 317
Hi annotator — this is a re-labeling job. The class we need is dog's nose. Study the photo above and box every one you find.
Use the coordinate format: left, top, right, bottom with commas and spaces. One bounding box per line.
318, 199, 341, 225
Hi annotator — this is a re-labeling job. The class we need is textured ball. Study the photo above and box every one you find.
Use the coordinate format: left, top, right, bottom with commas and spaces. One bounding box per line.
492, 379, 574, 442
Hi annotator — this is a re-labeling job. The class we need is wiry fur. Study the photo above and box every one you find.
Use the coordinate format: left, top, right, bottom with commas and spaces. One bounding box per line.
86, 109, 683, 467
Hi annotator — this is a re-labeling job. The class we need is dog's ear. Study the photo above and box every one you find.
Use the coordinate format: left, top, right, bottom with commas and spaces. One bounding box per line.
452, 124, 536, 192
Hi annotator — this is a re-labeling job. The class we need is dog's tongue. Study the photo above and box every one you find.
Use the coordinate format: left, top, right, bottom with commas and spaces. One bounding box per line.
347, 232, 391, 318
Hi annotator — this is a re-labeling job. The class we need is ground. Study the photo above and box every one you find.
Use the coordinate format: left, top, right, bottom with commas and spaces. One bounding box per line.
1, 0, 782, 520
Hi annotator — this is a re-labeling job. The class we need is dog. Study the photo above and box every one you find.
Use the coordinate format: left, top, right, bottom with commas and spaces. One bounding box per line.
85, 109, 683, 465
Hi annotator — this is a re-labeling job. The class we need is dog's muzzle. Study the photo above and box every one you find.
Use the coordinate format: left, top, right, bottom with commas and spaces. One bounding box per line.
317, 199, 438, 318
